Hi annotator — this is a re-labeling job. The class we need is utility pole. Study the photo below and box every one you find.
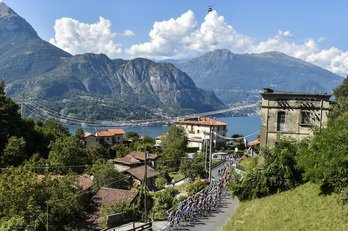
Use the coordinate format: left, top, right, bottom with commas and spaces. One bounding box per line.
144, 151, 148, 222
46, 201, 49, 231
20, 94, 24, 117
209, 124, 213, 183
204, 131, 207, 171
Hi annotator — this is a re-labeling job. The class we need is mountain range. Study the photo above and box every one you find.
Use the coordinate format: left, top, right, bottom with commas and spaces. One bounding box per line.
171, 49, 343, 106
0, 2, 226, 122
0, 2, 344, 122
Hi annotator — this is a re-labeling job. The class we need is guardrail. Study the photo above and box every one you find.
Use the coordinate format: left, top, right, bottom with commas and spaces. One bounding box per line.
236, 164, 246, 172
102, 221, 152, 231
212, 159, 226, 169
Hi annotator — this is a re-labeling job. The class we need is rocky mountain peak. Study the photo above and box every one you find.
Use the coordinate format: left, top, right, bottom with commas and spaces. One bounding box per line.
0, 2, 37, 37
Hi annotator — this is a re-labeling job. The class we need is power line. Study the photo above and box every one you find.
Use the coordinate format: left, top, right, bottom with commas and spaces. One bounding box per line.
21, 96, 259, 127
215, 130, 260, 141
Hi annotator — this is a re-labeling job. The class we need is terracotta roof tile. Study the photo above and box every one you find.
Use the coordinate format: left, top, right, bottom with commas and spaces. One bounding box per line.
156, 135, 166, 140
84, 132, 95, 138
128, 152, 158, 161
192, 136, 202, 139
95, 129, 125, 137
92, 187, 138, 207
78, 174, 93, 190
86, 187, 138, 228
108, 156, 141, 165
249, 140, 260, 146
37, 174, 93, 190
124, 165, 160, 180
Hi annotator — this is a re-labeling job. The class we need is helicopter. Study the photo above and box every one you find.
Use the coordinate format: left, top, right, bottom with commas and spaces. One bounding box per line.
208, 4, 215, 13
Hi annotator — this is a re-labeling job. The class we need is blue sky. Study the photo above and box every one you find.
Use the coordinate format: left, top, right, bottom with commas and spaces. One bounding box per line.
2, 0, 348, 76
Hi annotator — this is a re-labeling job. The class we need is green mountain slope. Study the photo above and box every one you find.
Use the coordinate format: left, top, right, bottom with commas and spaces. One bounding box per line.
0, 3, 226, 121
0, 3, 71, 83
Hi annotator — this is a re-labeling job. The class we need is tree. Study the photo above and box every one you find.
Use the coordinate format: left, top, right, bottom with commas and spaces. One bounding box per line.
179, 152, 205, 181
0, 168, 89, 230
155, 177, 167, 189
110, 144, 132, 158
74, 127, 85, 139
88, 159, 129, 190
132, 135, 156, 153
238, 155, 258, 172
186, 177, 205, 196
125, 131, 139, 142
229, 134, 246, 150
159, 125, 188, 171
43, 118, 70, 139
1, 136, 27, 167
298, 115, 348, 197
228, 138, 303, 201
99, 199, 137, 229
330, 76, 348, 120
22, 153, 48, 174
296, 78, 348, 200
150, 187, 178, 218
87, 144, 109, 161
48, 136, 90, 174
0, 81, 21, 156
0, 215, 28, 231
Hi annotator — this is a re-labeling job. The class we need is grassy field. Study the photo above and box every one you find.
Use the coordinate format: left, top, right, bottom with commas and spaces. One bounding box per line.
221, 182, 348, 231
169, 172, 185, 182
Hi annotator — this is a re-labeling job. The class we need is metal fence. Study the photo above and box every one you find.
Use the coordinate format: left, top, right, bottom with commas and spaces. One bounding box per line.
236, 164, 246, 172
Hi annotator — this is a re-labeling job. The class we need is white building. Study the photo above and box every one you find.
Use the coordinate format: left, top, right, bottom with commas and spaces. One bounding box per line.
175, 117, 228, 151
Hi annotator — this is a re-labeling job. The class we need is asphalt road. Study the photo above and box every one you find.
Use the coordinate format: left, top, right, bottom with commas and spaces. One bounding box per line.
152, 161, 239, 231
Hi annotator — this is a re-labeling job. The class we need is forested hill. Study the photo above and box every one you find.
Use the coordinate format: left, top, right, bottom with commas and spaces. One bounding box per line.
0, 2, 226, 121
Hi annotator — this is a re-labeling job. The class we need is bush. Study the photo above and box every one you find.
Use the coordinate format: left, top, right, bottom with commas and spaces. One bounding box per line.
186, 177, 205, 196
151, 187, 178, 218
99, 199, 137, 229
155, 177, 167, 189
228, 138, 303, 201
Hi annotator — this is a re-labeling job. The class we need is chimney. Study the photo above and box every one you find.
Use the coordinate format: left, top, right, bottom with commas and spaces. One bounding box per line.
263, 88, 274, 93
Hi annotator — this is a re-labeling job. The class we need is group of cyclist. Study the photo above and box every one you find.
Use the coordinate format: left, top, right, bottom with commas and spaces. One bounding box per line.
167, 162, 232, 228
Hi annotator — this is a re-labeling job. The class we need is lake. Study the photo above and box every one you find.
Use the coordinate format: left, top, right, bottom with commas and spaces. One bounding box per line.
68, 115, 261, 142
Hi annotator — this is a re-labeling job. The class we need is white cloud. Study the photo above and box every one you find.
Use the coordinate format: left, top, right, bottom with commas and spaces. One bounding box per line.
49, 10, 348, 76
125, 10, 348, 76
306, 47, 348, 76
122, 30, 135, 37
278, 30, 293, 38
49, 17, 123, 57
249, 33, 319, 60
125, 10, 253, 59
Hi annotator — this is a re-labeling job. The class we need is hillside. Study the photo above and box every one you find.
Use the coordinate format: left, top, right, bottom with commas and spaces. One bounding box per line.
221, 182, 348, 230
0, 2, 71, 83
0, 2, 226, 122
173, 49, 343, 106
